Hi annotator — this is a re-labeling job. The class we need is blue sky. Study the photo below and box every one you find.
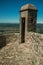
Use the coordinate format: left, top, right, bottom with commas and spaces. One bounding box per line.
0, 0, 43, 23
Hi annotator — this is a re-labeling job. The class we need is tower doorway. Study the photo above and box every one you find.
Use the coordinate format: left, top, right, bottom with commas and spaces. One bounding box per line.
21, 18, 25, 43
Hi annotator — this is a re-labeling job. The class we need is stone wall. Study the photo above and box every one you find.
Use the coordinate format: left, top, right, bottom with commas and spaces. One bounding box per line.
0, 33, 17, 49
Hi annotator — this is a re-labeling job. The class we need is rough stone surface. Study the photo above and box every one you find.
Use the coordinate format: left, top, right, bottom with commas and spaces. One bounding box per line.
0, 32, 43, 65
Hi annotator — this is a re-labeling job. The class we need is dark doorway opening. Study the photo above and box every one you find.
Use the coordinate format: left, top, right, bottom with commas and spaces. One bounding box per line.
21, 17, 25, 43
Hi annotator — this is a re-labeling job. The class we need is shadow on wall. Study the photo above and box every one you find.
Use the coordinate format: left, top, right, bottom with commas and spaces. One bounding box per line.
0, 35, 6, 49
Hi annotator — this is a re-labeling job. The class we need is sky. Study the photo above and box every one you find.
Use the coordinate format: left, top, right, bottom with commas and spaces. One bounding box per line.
0, 0, 43, 23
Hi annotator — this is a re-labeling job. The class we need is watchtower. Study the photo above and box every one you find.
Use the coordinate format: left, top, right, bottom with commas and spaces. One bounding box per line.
20, 4, 37, 43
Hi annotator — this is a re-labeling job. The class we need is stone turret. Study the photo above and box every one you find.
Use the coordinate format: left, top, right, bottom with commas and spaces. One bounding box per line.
20, 4, 37, 43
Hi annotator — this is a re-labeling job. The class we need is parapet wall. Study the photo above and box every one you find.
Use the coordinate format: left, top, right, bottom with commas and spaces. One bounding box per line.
0, 33, 17, 49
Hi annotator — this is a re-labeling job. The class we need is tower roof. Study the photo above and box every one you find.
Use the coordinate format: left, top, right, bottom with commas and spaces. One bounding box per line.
20, 4, 37, 11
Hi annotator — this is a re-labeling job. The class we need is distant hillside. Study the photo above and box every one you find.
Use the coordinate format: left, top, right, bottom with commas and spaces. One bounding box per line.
0, 23, 19, 33
0, 23, 19, 28
0, 23, 43, 34
36, 23, 43, 34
